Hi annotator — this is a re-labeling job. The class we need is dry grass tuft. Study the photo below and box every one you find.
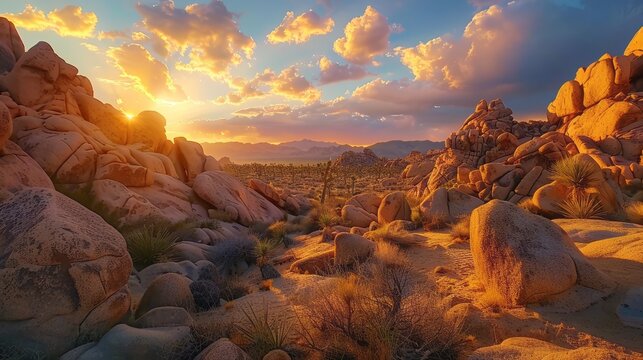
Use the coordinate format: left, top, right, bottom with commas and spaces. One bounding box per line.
479, 290, 507, 313
449, 215, 470, 241
259, 279, 273, 291
558, 193, 605, 219
236, 304, 293, 358
297, 261, 465, 359
124, 224, 178, 270
625, 202, 643, 224
365, 223, 425, 247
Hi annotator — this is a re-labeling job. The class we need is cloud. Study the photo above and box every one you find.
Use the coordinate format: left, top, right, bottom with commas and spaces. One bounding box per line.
107, 43, 186, 101
1, 4, 97, 38
217, 66, 320, 104
136, 0, 255, 78
80, 43, 100, 52
267, 10, 334, 44
319, 56, 370, 85
234, 104, 292, 117
333, 6, 391, 65
98, 30, 127, 40
397, 5, 522, 89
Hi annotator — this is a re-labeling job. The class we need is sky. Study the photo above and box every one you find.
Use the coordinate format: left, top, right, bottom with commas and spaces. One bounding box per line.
1, 0, 641, 145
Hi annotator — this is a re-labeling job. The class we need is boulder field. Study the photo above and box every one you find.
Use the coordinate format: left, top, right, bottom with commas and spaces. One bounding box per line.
0, 14, 641, 360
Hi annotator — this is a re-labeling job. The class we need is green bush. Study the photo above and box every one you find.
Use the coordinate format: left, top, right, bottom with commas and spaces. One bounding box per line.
551, 156, 603, 191
124, 224, 178, 270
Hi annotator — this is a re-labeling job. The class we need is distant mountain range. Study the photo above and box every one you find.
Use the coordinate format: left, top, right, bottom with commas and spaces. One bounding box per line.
201, 139, 443, 164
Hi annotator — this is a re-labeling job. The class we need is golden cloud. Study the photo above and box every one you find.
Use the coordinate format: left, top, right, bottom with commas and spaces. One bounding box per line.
107, 43, 186, 101
267, 10, 334, 44
136, 0, 255, 78
98, 30, 127, 41
333, 6, 390, 65
397, 5, 522, 89
1, 4, 97, 38
217, 66, 320, 104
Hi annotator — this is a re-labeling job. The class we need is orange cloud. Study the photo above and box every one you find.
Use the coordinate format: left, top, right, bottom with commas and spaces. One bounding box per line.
267, 10, 334, 44
319, 56, 370, 84
217, 66, 320, 104
1, 4, 98, 38
136, 0, 255, 78
333, 6, 390, 65
107, 43, 186, 101
397, 5, 522, 89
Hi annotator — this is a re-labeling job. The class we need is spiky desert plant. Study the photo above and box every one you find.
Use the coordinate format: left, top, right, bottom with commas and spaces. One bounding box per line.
551, 156, 603, 192
267, 220, 288, 246
254, 238, 279, 266
625, 202, 643, 224
236, 304, 293, 357
318, 209, 339, 229
125, 224, 178, 269
558, 193, 605, 219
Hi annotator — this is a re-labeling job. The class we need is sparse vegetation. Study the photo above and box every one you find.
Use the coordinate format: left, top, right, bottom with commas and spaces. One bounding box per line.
558, 193, 605, 219
219, 276, 251, 301
365, 222, 425, 247
297, 261, 466, 359
209, 237, 258, 275
124, 224, 178, 270
450, 215, 471, 241
267, 220, 289, 246
551, 156, 603, 192
237, 304, 294, 358
625, 202, 643, 224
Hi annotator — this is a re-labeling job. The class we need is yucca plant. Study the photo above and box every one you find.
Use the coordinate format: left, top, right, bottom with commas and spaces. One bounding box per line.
558, 193, 605, 219
318, 209, 339, 229
125, 224, 178, 269
236, 304, 293, 357
551, 156, 603, 192
254, 238, 279, 266
625, 202, 643, 224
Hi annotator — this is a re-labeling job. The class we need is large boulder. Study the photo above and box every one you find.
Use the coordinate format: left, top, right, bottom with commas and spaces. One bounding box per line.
341, 204, 377, 227
470, 337, 630, 360
377, 191, 411, 224
470, 200, 614, 307
128, 111, 167, 152
581, 57, 628, 108
74, 92, 129, 144
566, 99, 642, 141
135, 273, 195, 318
194, 338, 251, 360
193, 171, 283, 226
334, 232, 375, 266
624, 26, 643, 56
550, 80, 584, 117
72, 324, 192, 360
249, 178, 285, 208
0, 188, 132, 357
346, 192, 382, 214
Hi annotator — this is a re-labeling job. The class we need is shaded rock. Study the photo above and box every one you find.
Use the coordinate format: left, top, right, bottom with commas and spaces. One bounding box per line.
135, 273, 195, 318
617, 287, 643, 329
75, 92, 128, 144
260, 263, 281, 280
420, 187, 449, 223
264, 349, 292, 360
195, 338, 251, 360
346, 192, 382, 214
0, 17, 25, 72
290, 249, 334, 275
377, 191, 411, 224
334, 232, 375, 266
470, 200, 614, 306
134, 306, 194, 329
0, 188, 131, 357
341, 204, 377, 227
193, 171, 283, 226
76, 324, 192, 360
175, 137, 207, 182
447, 188, 484, 220
0, 100, 10, 151
470, 337, 630, 360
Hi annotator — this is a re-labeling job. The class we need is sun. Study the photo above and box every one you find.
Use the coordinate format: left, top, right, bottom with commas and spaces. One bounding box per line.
125, 113, 134, 121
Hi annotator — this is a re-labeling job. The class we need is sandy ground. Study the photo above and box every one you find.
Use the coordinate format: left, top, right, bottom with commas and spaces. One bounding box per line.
194, 219, 643, 358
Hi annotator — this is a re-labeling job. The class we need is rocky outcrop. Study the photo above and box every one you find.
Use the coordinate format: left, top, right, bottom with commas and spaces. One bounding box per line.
128, 111, 167, 152
0, 188, 131, 358
378, 191, 411, 224
249, 178, 311, 215
193, 171, 284, 226
470, 337, 632, 360
0, 17, 25, 73
470, 200, 615, 307
334, 148, 383, 168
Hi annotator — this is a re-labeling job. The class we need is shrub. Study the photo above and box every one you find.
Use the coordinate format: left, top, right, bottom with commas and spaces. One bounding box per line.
125, 224, 178, 270
558, 193, 605, 219
267, 221, 289, 246
365, 223, 425, 247
236, 304, 293, 358
219, 276, 251, 301
254, 238, 279, 266
298, 264, 465, 359
209, 237, 257, 275
318, 209, 339, 229
551, 156, 603, 192
373, 242, 408, 269
410, 206, 423, 228
450, 215, 470, 241
625, 202, 643, 224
